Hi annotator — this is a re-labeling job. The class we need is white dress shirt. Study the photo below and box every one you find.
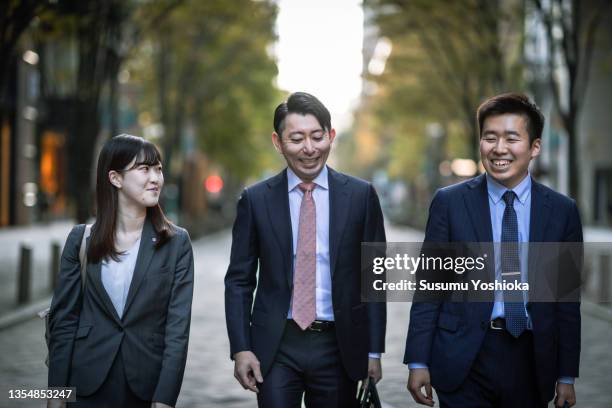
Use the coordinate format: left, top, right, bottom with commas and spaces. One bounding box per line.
101, 238, 140, 317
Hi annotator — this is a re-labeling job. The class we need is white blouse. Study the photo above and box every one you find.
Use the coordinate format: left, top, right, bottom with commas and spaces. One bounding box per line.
101, 238, 140, 317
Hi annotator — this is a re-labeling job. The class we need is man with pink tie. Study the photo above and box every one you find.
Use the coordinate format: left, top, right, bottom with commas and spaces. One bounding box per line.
225, 92, 387, 407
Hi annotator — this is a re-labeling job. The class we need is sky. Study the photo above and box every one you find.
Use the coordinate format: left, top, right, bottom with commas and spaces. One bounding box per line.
275, 0, 364, 132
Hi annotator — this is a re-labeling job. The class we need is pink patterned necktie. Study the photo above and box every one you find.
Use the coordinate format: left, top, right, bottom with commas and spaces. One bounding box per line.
292, 182, 317, 330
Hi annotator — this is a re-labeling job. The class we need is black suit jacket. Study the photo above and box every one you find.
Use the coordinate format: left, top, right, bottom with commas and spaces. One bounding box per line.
225, 167, 386, 381
48, 219, 194, 406
404, 174, 582, 402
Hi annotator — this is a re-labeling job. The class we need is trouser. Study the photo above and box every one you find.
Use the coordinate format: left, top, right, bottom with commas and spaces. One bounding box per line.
71, 352, 149, 408
257, 320, 358, 408
437, 329, 545, 408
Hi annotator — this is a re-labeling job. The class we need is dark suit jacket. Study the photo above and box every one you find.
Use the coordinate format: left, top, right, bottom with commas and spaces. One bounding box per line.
225, 167, 386, 381
404, 174, 582, 403
48, 219, 194, 406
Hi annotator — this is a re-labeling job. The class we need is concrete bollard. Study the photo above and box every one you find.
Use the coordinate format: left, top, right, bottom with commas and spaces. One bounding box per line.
17, 244, 32, 305
600, 254, 610, 304
50, 241, 61, 292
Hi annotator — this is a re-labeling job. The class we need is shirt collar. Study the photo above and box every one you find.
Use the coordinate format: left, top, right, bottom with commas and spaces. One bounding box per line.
486, 172, 531, 205
287, 165, 329, 192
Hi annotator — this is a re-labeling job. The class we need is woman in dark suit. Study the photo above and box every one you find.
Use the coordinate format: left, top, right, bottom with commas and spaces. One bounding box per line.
48, 134, 194, 408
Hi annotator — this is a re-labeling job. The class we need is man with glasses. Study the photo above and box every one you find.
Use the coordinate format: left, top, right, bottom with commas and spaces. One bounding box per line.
225, 92, 386, 407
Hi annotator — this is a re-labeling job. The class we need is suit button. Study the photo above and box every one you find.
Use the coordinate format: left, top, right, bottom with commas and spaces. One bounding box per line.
118, 326, 123, 332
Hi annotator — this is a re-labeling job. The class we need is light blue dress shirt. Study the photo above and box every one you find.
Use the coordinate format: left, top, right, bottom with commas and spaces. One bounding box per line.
286, 166, 380, 359
286, 165, 333, 321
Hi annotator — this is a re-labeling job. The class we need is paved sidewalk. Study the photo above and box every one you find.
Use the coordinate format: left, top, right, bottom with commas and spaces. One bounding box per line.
0, 220, 608, 319
0, 221, 73, 315
0, 224, 610, 407
379, 226, 612, 408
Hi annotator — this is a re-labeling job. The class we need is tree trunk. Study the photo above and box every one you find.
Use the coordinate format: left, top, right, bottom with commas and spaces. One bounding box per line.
70, 100, 99, 223
567, 113, 578, 200
69, 2, 109, 223
108, 55, 121, 138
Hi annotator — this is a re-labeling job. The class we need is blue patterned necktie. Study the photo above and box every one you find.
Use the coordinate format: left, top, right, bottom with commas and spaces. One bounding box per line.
501, 190, 527, 337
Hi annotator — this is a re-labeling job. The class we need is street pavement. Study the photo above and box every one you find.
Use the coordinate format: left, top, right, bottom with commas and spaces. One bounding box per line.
0, 225, 610, 407
0, 221, 73, 315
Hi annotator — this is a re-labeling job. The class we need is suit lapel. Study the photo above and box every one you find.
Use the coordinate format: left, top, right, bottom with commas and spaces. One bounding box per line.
463, 174, 493, 242
122, 218, 157, 318
528, 180, 552, 294
265, 170, 294, 288
328, 168, 351, 277
463, 175, 495, 312
529, 180, 551, 243
87, 239, 122, 325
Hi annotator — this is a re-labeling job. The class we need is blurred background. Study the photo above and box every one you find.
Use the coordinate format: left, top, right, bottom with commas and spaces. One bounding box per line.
1, 0, 611, 407
1, 0, 612, 234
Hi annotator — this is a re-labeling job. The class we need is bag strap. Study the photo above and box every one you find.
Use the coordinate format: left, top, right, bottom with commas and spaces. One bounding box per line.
37, 224, 91, 322
79, 224, 91, 290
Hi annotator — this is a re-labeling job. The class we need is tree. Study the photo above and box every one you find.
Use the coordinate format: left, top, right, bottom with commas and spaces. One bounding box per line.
530, 0, 611, 200
34, 0, 181, 222
131, 0, 279, 186
5, 0, 277, 223
338, 0, 526, 226
368, 0, 525, 163
0, 1, 52, 129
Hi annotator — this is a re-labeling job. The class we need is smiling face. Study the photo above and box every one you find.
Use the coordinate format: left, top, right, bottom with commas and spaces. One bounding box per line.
109, 155, 164, 209
272, 113, 336, 182
480, 113, 541, 189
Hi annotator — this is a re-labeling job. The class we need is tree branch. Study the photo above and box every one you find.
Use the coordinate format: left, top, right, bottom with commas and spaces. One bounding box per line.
575, 1, 609, 108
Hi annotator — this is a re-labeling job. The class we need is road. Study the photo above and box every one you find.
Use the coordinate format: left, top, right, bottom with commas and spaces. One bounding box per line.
0, 225, 610, 407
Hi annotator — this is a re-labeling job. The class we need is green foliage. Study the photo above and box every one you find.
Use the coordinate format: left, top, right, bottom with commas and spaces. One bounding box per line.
357, 0, 526, 184
129, 0, 280, 183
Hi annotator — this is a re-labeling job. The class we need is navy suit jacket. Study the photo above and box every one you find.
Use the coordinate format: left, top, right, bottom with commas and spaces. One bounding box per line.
404, 174, 582, 402
48, 220, 194, 406
225, 167, 386, 381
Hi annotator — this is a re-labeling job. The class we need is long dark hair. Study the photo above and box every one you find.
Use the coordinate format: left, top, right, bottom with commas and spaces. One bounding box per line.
88, 134, 174, 263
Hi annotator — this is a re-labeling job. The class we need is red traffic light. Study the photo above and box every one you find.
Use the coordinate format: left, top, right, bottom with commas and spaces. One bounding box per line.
205, 175, 223, 193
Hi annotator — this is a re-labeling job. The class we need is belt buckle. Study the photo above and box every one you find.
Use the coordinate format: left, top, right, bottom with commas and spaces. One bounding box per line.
308, 321, 324, 332
490, 320, 503, 330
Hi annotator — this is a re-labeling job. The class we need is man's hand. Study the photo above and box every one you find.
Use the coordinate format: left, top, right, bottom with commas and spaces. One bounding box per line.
233, 350, 263, 393
555, 383, 576, 407
366, 358, 383, 384
151, 402, 173, 408
407, 368, 434, 406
